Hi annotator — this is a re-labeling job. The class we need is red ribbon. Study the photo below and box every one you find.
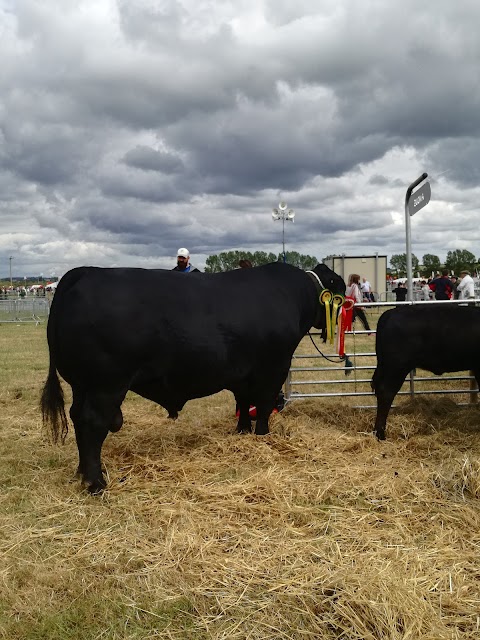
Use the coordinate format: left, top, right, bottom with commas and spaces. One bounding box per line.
343, 296, 355, 332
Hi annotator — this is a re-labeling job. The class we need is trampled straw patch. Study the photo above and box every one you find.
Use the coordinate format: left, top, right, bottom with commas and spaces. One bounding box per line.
1, 325, 480, 638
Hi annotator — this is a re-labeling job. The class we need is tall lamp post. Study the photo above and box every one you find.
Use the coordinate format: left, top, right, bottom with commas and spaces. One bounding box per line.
9, 256, 13, 288
272, 201, 295, 263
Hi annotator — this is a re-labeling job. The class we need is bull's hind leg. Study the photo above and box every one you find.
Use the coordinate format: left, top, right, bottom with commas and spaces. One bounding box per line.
70, 388, 86, 479
235, 396, 252, 433
70, 387, 127, 494
372, 367, 409, 440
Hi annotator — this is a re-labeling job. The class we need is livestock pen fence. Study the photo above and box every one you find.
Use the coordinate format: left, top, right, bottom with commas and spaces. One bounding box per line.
1, 294, 477, 409
286, 299, 480, 409
0, 298, 50, 324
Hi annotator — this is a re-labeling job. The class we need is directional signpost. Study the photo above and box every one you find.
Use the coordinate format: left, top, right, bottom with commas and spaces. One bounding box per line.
404, 173, 431, 398
408, 180, 431, 217
405, 173, 430, 301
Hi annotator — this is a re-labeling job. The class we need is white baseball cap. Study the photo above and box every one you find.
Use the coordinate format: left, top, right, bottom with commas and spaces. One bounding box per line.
177, 248, 189, 258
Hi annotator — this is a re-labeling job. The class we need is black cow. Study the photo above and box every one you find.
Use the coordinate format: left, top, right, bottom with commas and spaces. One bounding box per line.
41, 262, 345, 493
372, 305, 480, 439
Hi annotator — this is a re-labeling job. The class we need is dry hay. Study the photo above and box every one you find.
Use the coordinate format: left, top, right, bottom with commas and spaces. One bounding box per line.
1, 389, 480, 639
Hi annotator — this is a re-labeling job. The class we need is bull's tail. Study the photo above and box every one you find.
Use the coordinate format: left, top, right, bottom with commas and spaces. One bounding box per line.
40, 357, 68, 444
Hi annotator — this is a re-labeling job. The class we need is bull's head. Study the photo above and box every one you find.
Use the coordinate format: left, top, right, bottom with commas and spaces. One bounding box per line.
309, 264, 346, 340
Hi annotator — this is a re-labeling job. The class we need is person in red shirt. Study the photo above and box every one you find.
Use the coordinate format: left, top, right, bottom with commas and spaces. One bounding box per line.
429, 270, 454, 300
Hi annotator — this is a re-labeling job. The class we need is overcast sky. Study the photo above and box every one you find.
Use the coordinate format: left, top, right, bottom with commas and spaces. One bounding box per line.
2, 0, 480, 277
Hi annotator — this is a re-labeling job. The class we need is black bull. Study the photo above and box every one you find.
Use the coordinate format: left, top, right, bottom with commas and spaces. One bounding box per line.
41, 262, 345, 493
372, 305, 480, 440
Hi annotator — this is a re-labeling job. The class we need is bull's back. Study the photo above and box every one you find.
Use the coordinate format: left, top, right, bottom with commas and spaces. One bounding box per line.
47, 264, 316, 388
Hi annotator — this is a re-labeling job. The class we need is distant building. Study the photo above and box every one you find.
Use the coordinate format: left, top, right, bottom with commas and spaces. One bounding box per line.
323, 254, 387, 299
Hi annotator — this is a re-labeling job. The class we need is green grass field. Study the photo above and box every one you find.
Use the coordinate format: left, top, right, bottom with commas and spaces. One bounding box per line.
1, 320, 480, 639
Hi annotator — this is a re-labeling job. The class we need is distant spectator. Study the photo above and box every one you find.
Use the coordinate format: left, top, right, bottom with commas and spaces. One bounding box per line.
450, 275, 460, 300
172, 248, 201, 273
420, 280, 431, 301
346, 273, 371, 331
429, 270, 454, 300
457, 270, 475, 300
361, 277, 374, 302
392, 282, 408, 302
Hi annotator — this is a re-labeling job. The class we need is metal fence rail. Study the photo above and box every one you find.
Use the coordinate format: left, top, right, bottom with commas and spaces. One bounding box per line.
286, 298, 480, 409
0, 299, 50, 324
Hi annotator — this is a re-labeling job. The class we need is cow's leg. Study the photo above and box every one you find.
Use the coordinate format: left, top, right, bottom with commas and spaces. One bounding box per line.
254, 396, 277, 436
235, 397, 252, 433
372, 367, 409, 440
70, 387, 86, 478
252, 384, 284, 436
71, 388, 126, 494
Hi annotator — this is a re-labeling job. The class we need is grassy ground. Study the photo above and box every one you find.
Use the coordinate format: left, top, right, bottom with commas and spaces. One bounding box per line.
1, 321, 480, 639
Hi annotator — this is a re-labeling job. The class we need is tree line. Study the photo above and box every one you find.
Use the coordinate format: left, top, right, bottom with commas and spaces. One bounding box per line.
390, 250, 477, 278
205, 248, 478, 278
204, 251, 319, 273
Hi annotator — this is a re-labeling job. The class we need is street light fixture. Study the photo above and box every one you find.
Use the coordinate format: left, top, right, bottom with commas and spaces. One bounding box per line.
272, 201, 295, 263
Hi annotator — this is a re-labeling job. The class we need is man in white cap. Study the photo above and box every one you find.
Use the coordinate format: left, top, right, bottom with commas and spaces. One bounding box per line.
457, 270, 475, 300
172, 248, 201, 273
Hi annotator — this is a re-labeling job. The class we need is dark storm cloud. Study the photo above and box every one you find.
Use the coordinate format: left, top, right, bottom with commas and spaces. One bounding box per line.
2, 0, 480, 276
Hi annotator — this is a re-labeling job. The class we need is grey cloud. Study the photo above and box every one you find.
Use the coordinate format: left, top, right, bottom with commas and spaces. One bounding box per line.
122, 146, 184, 173
369, 175, 389, 186
2, 0, 480, 277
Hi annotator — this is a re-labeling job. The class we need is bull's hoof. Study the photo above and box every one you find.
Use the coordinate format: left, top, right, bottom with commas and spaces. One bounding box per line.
375, 430, 386, 441
254, 426, 269, 436
237, 425, 252, 434
85, 477, 107, 495
168, 411, 178, 420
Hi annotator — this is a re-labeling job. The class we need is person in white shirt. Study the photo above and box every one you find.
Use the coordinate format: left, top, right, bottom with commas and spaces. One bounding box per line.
361, 277, 374, 302
457, 270, 475, 300
420, 280, 431, 301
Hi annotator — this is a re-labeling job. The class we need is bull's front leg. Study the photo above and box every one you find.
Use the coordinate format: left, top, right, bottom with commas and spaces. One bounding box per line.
373, 398, 389, 441
372, 368, 408, 440
254, 411, 270, 435
254, 397, 278, 435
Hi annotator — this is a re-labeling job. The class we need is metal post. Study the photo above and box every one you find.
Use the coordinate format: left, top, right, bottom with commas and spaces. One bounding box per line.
404, 173, 428, 398
9, 256, 13, 288
282, 216, 286, 263
469, 371, 478, 405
